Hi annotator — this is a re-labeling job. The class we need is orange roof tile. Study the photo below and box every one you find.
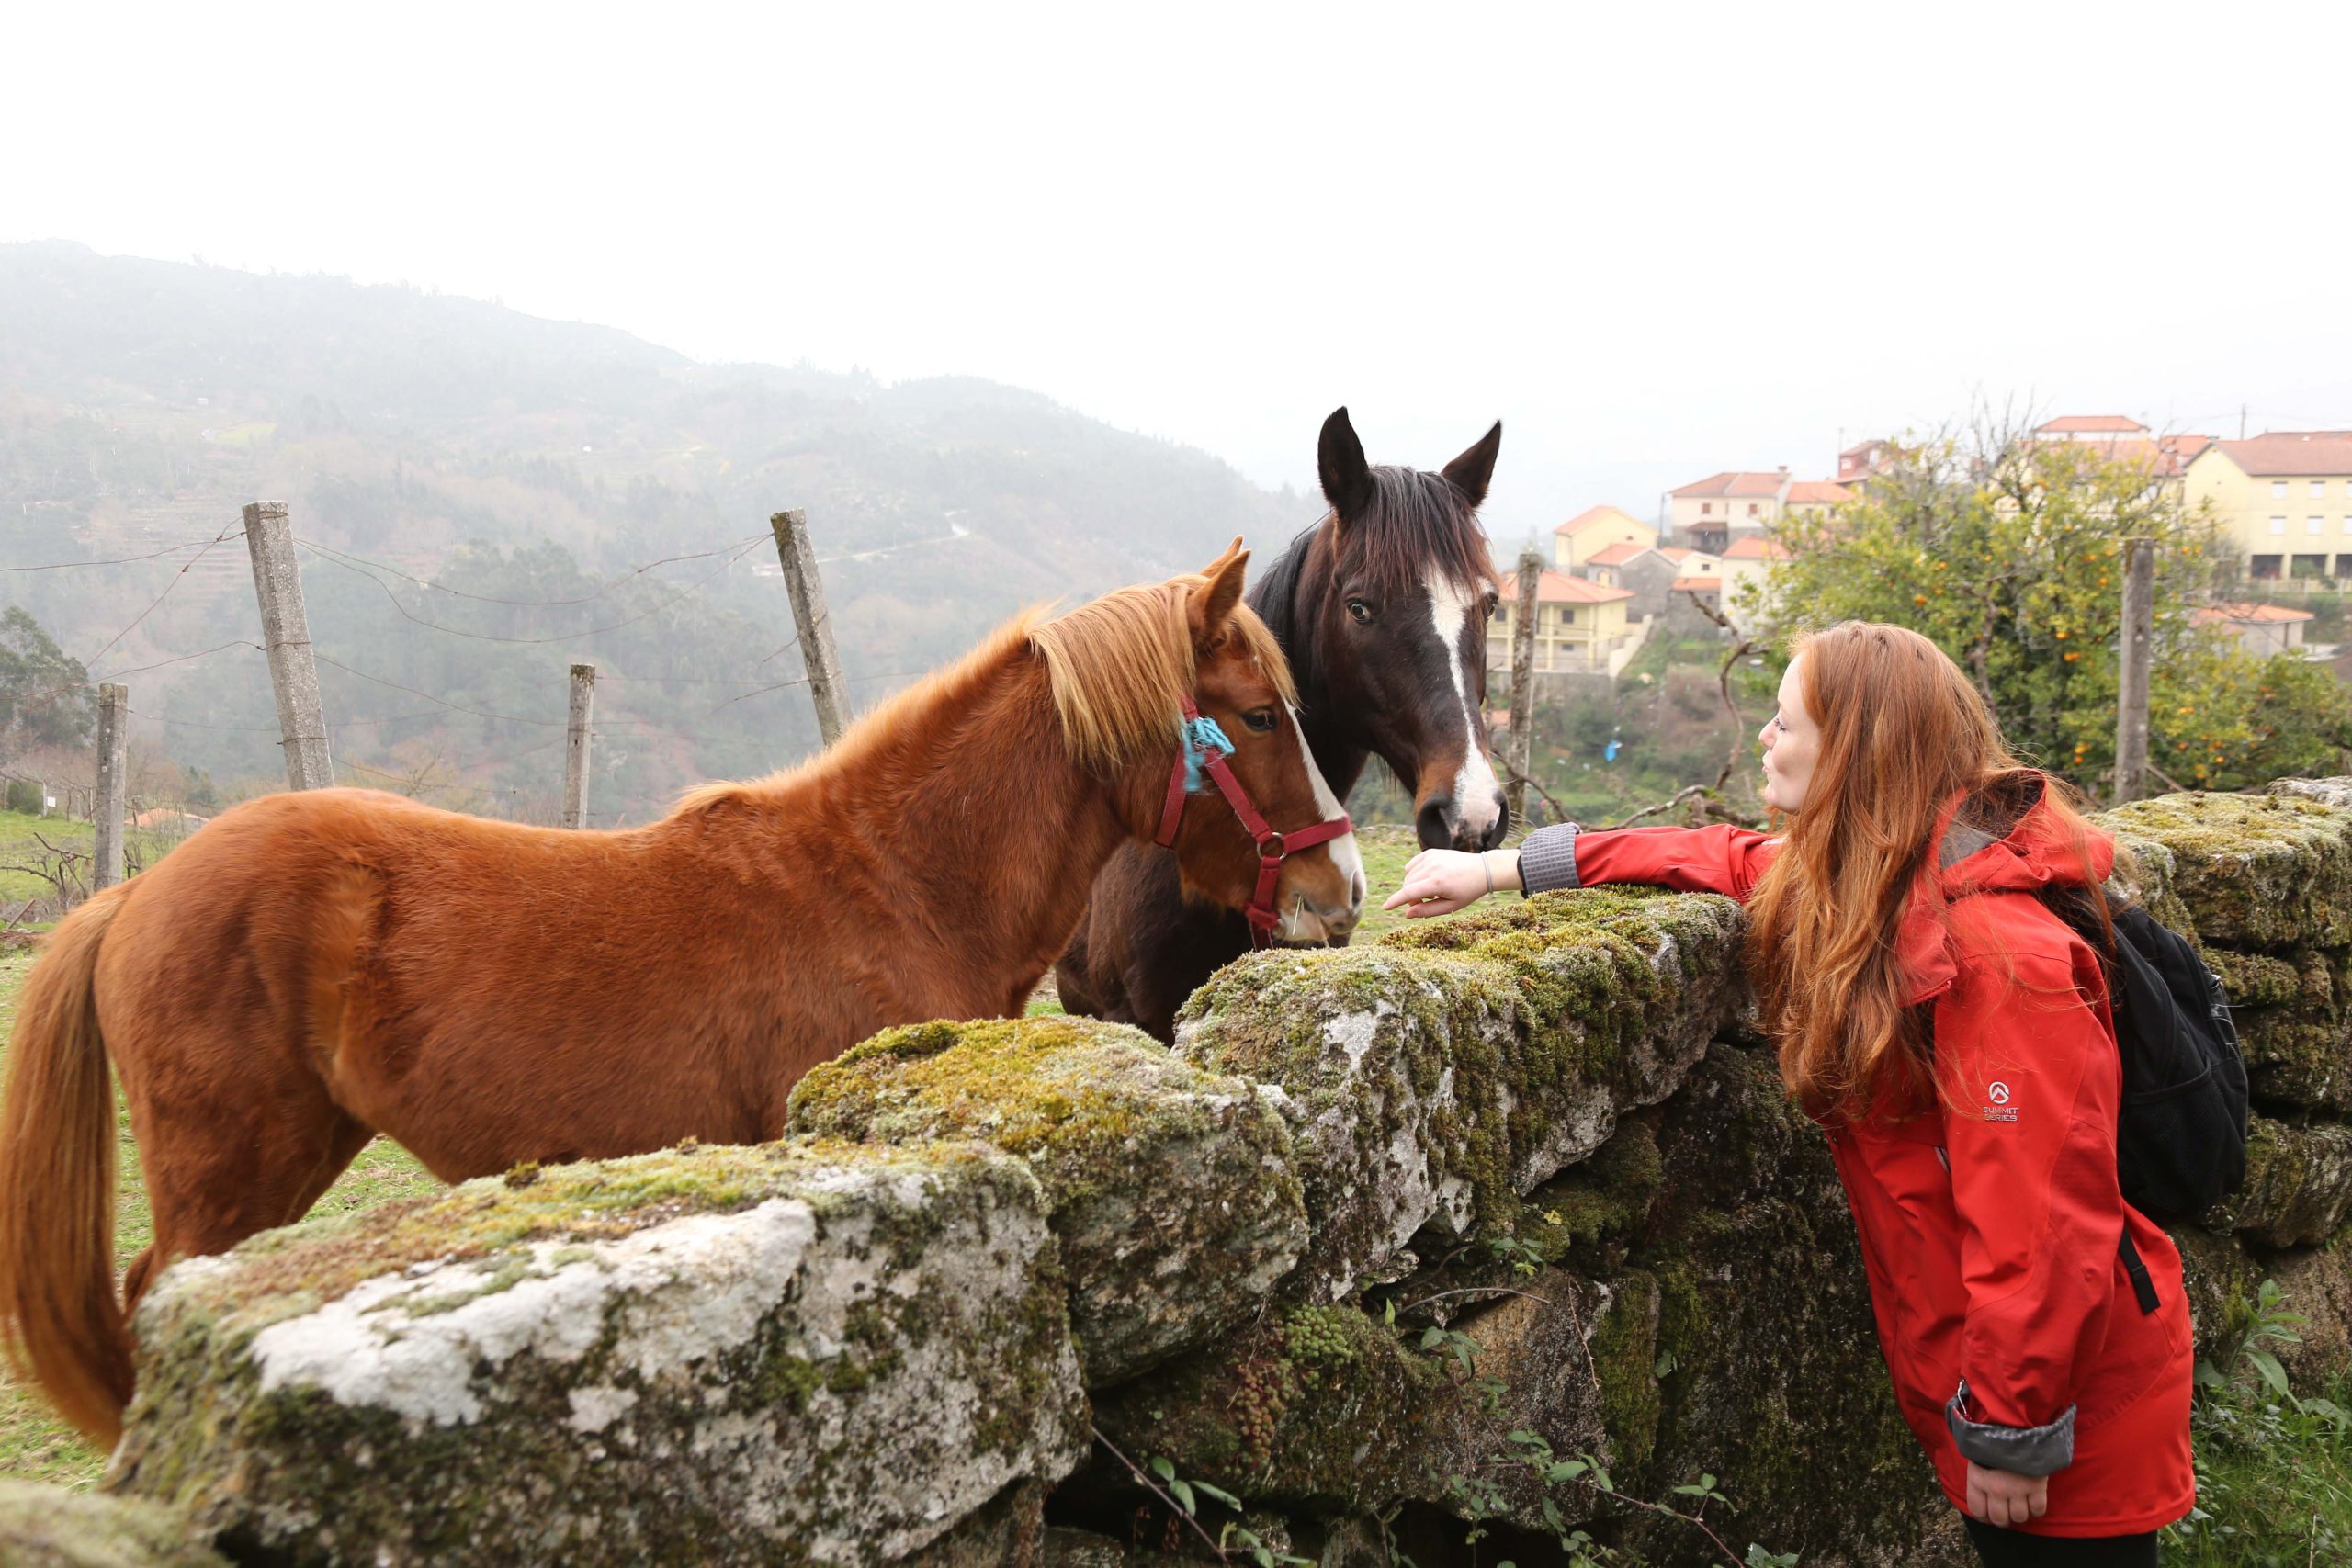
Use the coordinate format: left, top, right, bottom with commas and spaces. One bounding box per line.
2209, 433, 2352, 478
1498, 569, 1634, 605
1672, 575, 1723, 592
1585, 540, 1649, 567
2037, 415, 2150, 434
1784, 480, 1850, 504
1671, 470, 1791, 499
1722, 536, 1792, 561
1554, 504, 1651, 536
2199, 602, 2314, 624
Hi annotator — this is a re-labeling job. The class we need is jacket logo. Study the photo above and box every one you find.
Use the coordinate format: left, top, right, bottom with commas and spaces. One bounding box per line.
1987, 1082, 2012, 1105
1982, 1080, 2018, 1122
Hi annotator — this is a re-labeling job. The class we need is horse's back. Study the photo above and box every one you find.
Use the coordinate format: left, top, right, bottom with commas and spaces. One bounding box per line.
93, 787, 792, 1179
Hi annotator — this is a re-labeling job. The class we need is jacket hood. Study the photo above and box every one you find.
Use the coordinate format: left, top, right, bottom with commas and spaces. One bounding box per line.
1895, 770, 2114, 1007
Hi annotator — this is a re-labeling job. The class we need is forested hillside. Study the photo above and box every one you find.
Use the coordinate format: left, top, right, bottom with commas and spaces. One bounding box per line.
0, 242, 1307, 820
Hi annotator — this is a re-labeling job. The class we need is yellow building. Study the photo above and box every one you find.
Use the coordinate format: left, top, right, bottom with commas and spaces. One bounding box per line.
1552, 505, 1657, 570
1487, 570, 1635, 673
2181, 432, 2352, 583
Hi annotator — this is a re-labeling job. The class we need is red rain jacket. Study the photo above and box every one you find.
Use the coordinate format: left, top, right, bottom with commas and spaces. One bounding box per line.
1552, 784, 2194, 1537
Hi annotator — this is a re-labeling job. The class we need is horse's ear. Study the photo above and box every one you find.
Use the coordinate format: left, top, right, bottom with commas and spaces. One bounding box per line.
1189, 538, 1250, 642
1318, 407, 1374, 522
1442, 421, 1503, 508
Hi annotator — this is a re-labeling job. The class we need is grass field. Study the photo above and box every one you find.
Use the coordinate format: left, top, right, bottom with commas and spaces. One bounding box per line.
0, 811, 182, 908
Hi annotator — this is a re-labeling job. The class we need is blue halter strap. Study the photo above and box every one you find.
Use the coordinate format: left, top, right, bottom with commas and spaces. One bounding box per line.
1180, 712, 1236, 793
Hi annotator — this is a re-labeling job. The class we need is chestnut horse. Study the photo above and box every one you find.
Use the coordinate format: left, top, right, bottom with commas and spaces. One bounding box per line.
1057, 409, 1505, 1041
0, 542, 1362, 1444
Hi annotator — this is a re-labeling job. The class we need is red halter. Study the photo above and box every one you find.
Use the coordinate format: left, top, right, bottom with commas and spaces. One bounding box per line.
1153, 694, 1353, 948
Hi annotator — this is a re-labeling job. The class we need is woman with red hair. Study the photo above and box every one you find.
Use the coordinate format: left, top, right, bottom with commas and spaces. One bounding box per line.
1388, 621, 2193, 1565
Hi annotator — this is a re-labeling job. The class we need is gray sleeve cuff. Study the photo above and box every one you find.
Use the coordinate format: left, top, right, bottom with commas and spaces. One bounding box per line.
1945, 1381, 2075, 1476
1516, 823, 1581, 897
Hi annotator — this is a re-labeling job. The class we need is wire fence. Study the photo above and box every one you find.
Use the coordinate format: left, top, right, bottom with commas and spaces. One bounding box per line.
0, 516, 929, 825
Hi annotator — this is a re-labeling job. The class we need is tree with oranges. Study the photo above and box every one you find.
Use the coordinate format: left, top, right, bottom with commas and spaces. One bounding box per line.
1736, 422, 2352, 798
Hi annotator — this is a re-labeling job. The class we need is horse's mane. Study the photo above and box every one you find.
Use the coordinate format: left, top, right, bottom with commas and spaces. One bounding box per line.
1332, 466, 1497, 602
674, 577, 1295, 815
1029, 578, 1294, 773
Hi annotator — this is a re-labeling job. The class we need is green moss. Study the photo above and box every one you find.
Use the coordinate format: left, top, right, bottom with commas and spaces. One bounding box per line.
1523, 1119, 1667, 1252
1094, 1302, 1454, 1507
786, 1013, 1307, 1385
2207, 949, 2303, 1009
1175, 889, 1745, 1287
2098, 791, 2352, 948
1589, 1269, 1661, 1473
748, 1349, 823, 1415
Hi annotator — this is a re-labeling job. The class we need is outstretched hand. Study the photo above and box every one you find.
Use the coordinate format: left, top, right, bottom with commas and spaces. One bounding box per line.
1382, 849, 1514, 919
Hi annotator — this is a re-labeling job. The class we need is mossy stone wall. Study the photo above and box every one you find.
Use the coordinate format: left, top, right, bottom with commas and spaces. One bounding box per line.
81, 780, 2352, 1568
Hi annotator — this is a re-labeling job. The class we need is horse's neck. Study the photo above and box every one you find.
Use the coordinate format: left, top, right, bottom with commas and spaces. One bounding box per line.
1298, 699, 1370, 803
821, 659, 1133, 997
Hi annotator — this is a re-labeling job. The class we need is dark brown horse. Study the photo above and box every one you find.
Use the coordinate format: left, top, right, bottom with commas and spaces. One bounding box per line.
0, 543, 1363, 1445
1057, 409, 1505, 1040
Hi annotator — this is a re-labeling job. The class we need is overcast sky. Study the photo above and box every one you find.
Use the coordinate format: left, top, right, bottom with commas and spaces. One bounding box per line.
9, 2, 2347, 542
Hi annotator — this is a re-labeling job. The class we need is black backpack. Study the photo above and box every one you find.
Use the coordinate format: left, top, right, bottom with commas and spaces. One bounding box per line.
2037, 890, 2250, 1311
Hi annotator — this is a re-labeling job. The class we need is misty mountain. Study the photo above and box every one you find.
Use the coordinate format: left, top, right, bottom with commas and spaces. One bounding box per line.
0, 242, 1311, 818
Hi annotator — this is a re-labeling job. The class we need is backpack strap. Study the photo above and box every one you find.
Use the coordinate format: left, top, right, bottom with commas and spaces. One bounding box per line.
2117, 1229, 2160, 1314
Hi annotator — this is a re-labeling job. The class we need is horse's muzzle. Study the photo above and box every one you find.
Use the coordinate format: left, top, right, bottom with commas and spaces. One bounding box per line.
1417, 793, 1510, 853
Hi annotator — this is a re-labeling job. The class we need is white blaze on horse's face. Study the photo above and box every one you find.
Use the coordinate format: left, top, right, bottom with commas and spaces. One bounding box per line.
1279, 704, 1364, 942
1421, 563, 1504, 841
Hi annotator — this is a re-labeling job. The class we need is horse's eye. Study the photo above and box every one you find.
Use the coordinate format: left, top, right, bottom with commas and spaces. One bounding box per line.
1345, 599, 1374, 625
1243, 708, 1278, 733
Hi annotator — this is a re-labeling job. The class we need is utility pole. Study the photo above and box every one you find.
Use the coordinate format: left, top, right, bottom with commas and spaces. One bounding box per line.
562, 662, 595, 829
769, 508, 853, 748
1506, 549, 1542, 826
243, 502, 334, 790
93, 683, 127, 891
2114, 537, 2155, 803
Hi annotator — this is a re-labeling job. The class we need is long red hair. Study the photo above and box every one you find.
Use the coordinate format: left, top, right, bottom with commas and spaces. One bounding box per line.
1745, 622, 2109, 1121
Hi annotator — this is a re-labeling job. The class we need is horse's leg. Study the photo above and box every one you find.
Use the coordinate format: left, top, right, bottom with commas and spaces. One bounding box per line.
122, 1073, 376, 1312
1052, 926, 1106, 1021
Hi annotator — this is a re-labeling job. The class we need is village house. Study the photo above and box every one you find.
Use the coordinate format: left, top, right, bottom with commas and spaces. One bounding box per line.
2194, 602, 2314, 657
1667, 468, 1849, 553
2181, 430, 2352, 583
1487, 570, 1635, 675
1664, 570, 1725, 636
1581, 542, 1724, 621
1551, 504, 1657, 570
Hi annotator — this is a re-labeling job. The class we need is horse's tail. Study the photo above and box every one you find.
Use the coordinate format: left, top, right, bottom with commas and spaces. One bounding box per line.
0, 890, 132, 1445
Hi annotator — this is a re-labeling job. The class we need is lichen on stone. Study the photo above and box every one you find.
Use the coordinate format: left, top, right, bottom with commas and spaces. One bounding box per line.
107, 1140, 1087, 1568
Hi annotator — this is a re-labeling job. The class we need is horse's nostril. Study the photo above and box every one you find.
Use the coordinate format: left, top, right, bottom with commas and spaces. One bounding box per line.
1415, 797, 1458, 852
